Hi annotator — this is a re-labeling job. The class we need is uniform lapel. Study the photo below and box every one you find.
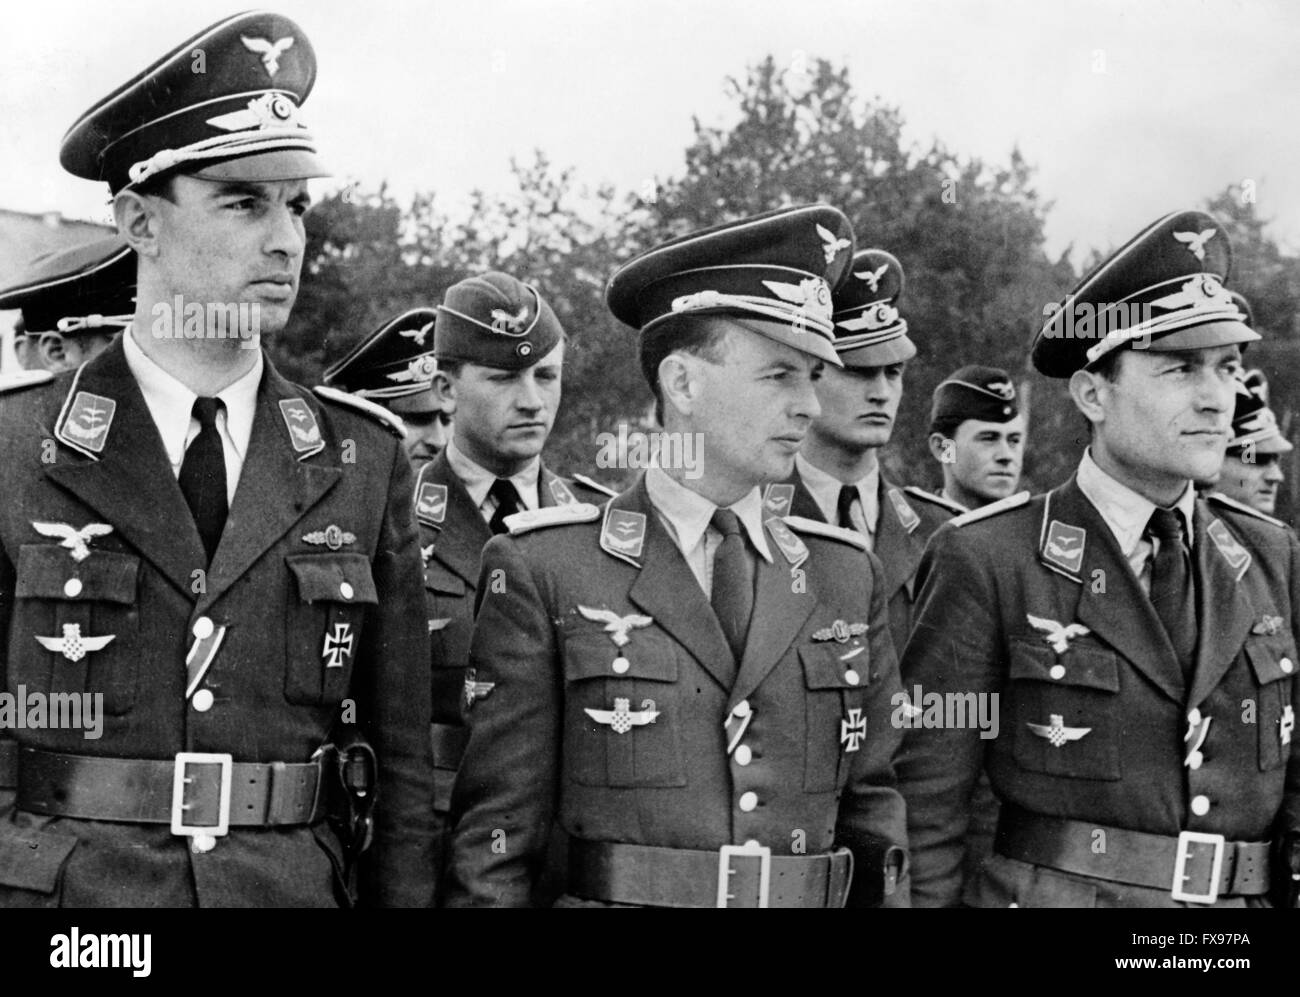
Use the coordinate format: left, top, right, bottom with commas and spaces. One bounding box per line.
788, 472, 824, 520
622, 479, 736, 692
1187, 502, 1256, 708
1046, 477, 1185, 704
424, 453, 491, 588
197, 362, 341, 613
728, 549, 816, 709
43, 339, 207, 598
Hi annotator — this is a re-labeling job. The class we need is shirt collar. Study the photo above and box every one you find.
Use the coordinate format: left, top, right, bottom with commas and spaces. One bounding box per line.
1076, 447, 1196, 557
645, 465, 772, 562
123, 326, 262, 466
795, 452, 880, 532
444, 437, 540, 511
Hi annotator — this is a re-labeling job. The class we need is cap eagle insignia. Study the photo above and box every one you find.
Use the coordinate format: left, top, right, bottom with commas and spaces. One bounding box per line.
1173, 228, 1216, 262
854, 263, 889, 292
816, 224, 851, 264
241, 35, 295, 77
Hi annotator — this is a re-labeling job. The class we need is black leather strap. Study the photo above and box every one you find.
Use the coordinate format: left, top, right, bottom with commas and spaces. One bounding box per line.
996, 804, 1270, 899
15, 747, 328, 828
568, 839, 854, 908
430, 722, 469, 769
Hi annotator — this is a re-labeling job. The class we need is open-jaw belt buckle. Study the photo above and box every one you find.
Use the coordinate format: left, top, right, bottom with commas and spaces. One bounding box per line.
717, 842, 771, 908
1171, 830, 1225, 904
171, 752, 233, 838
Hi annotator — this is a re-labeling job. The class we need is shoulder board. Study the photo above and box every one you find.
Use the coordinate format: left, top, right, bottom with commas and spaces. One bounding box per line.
505, 503, 601, 536
782, 514, 869, 552
1207, 492, 1288, 530
570, 472, 619, 499
903, 485, 966, 516
312, 385, 406, 438
950, 490, 1031, 528
0, 370, 53, 395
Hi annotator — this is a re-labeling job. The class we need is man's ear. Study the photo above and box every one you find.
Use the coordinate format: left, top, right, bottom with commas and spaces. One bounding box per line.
657, 352, 701, 422
927, 432, 953, 464
431, 370, 456, 415
37, 333, 68, 370
113, 190, 162, 258
1068, 367, 1108, 428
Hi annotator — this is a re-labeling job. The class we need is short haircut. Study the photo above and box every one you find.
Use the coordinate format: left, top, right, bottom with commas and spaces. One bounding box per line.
435, 357, 464, 378
929, 415, 964, 439
639, 315, 730, 425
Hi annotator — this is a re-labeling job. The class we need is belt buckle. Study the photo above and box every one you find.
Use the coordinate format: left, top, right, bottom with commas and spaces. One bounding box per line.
717, 842, 771, 908
1171, 830, 1225, 904
171, 752, 233, 838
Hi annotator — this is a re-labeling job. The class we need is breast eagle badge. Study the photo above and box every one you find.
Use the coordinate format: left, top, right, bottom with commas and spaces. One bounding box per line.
1025, 614, 1091, 654
31, 521, 113, 562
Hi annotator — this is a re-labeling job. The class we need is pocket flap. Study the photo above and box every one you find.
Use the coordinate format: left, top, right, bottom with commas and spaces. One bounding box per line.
562, 631, 677, 682
0, 824, 78, 894
423, 563, 467, 596
1009, 639, 1119, 692
800, 643, 870, 690
1245, 634, 1297, 685
15, 545, 140, 605
286, 553, 379, 605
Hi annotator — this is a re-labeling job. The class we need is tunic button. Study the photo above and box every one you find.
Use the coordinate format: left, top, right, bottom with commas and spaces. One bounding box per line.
193, 616, 214, 640
734, 745, 753, 766
191, 834, 217, 854
844, 670, 860, 686
1281, 657, 1294, 675
612, 657, 630, 674
339, 581, 354, 600
1187, 708, 1202, 727
1187, 751, 1203, 770
738, 791, 758, 812
192, 689, 215, 712
733, 700, 751, 718
1049, 664, 1066, 680
63, 578, 82, 598
1191, 794, 1211, 816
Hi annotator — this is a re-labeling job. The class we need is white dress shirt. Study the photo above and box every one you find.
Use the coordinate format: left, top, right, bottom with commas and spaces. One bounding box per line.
123, 327, 260, 505
796, 452, 880, 548
644, 465, 772, 598
444, 437, 540, 522
1076, 448, 1196, 595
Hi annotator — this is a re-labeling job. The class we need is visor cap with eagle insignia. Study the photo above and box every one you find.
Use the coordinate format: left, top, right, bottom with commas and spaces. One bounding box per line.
323, 307, 444, 416
830, 248, 915, 367
930, 364, 1019, 430
434, 272, 564, 370
60, 10, 327, 193
0, 236, 135, 336
1229, 369, 1292, 455
605, 204, 855, 369
1032, 210, 1258, 377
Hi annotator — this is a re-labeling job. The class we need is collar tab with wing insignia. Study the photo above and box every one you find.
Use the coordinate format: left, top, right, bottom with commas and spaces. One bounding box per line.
600, 507, 647, 566
55, 378, 117, 459
762, 483, 795, 517
886, 487, 920, 534
1207, 518, 1251, 580
1040, 518, 1086, 579
278, 398, 325, 459
764, 516, 809, 569
415, 481, 448, 527
547, 475, 578, 506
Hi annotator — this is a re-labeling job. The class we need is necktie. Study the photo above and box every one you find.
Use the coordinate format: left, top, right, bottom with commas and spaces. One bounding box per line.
180, 397, 228, 562
1146, 507, 1197, 677
710, 508, 755, 671
487, 478, 523, 535
837, 485, 860, 532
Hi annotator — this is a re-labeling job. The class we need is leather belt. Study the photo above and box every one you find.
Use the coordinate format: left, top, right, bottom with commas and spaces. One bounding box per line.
996, 804, 1271, 904
15, 747, 329, 837
430, 723, 469, 769
569, 839, 855, 908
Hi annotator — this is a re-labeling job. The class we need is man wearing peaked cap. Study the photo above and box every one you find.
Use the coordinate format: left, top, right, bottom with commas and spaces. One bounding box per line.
0, 236, 134, 377
0, 12, 436, 908
927, 365, 1027, 511
419, 270, 613, 900
322, 307, 452, 463
1208, 369, 1293, 517
897, 210, 1300, 908
763, 248, 955, 657
446, 205, 910, 908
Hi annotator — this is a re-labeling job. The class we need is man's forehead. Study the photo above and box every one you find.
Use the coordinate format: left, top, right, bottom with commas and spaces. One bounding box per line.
186, 175, 311, 199
960, 414, 1026, 436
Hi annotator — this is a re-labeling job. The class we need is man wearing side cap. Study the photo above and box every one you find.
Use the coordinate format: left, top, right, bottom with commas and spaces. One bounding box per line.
1208, 369, 1293, 518
0, 236, 134, 377
0, 12, 434, 907
897, 210, 1300, 907
927, 365, 1027, 512
762, 249, 956, 656
417, 271, 614, 895
321, 307, 452, 464
446, 205, 909, 908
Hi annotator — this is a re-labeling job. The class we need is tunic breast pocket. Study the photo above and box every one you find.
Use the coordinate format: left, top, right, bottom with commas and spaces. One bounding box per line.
285, 554, 378, 706
799, 641, 870, 793
1009, 639, 1121, 781
423, 563, 471, 668
561, 630, 685, 788
1244, 634, 1296, 771
13, 544, 141, 715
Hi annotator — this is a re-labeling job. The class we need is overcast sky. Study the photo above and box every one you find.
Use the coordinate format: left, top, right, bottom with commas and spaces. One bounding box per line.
2, 0, 1296, 264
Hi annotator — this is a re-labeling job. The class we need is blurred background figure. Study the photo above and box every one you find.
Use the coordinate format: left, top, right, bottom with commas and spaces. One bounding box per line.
0, 236, 133, 380
1209, 369, 1292, 516
927, 364, 1026, 511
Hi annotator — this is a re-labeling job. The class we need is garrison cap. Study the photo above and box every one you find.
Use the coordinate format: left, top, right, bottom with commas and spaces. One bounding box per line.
60, 10, 326, 193
830, 248, 915, 366
0, 236, 135, 335
323, 307, 440, 410
1032, 210, 1257, 378
930, 365, 1019, 430
1229, 370, 1292, 455
434, 272, 563, 370
605, 204, 855, 367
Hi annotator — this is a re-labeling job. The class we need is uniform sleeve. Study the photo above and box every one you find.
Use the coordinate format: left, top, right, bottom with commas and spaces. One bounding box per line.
835, 548, 909, 907
894, 526, 1003, 907
355, 440, 438, 907
443, 534, 562, 907
1283, 527, 1300, 835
